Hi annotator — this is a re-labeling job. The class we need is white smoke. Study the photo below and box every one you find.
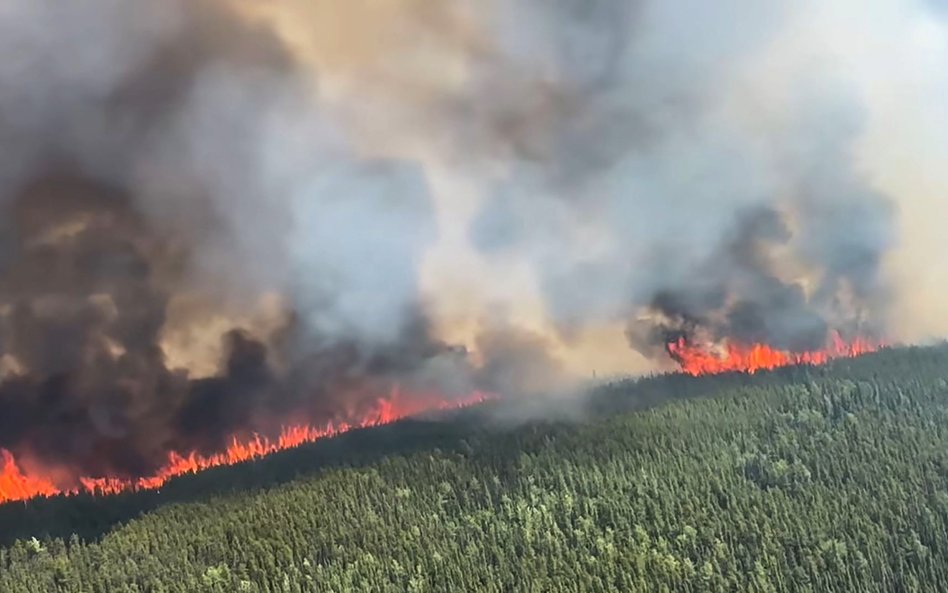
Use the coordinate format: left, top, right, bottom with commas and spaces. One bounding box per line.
0, 0, 945, 386
275, 0, 946, 369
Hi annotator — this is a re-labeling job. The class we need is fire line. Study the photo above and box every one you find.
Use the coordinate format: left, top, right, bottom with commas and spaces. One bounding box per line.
0, 390, 491, 505
667, 331, 882, 376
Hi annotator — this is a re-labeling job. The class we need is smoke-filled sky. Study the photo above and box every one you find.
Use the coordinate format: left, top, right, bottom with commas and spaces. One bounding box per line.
0, 0, 945, 477
265, 0, 948, 364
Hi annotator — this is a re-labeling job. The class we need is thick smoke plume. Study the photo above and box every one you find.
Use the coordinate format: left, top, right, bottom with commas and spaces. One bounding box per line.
0, 0, 475, 478
0, 0, 945, 479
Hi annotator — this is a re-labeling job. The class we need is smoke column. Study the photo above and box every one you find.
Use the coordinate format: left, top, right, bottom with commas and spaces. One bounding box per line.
0, 0, 944, 482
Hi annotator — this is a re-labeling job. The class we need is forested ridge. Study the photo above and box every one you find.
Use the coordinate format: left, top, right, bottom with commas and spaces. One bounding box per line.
3, 345, 948, 592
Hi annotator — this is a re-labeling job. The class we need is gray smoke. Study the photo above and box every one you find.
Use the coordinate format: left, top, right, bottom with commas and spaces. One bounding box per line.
0, 0, 471, 478
456, 0, 900, 355
0, 0, 944, 481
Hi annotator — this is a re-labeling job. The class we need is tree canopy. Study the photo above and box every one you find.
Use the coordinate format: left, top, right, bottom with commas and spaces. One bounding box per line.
3, 345, 948, 592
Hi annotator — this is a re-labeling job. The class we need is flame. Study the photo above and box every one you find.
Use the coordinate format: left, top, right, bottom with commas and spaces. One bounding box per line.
0, 389, 491, 505
667, 331, 881, 376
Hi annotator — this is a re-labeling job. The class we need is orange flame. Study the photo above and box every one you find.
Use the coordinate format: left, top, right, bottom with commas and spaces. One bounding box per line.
0, 389, 491, 505
667, 331, 881, 376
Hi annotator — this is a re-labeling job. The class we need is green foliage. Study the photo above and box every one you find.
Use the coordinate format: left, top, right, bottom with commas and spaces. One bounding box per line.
3, 345, 948, 592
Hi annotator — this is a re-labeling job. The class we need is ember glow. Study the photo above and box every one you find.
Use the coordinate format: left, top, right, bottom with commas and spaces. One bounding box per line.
0, 390, 491, 505
667, 332, 882, 376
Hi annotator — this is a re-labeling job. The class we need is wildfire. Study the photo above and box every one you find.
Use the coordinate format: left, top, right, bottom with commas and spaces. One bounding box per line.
0, 389, 491, 505
667, 331, 881, 376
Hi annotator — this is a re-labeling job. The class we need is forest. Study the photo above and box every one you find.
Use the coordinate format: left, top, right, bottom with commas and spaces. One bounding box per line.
2, 344, 948, 592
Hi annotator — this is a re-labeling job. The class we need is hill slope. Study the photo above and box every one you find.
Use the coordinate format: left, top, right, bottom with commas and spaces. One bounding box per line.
3, 345, 948, 592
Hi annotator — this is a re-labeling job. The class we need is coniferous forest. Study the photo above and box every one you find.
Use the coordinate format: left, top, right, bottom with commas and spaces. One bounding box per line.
3, 344, 948, 592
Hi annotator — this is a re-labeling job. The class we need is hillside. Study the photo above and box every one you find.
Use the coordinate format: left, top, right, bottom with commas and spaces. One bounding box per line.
3, 345, 948, 592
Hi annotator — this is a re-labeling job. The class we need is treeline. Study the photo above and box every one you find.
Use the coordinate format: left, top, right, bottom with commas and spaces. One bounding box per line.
2, 345, 948, 592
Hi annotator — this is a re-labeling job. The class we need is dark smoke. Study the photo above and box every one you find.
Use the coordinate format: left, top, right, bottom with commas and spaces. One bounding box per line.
457, 2, 897, 359
0, 171, 468, 477
626, 205, 875, 357
623, 97, 896, 356
0, 0, 926, 481
0, 0, 472, 479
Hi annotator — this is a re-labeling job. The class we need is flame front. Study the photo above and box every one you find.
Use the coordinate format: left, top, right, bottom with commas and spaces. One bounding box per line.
0, 333, 882, 504
0, 390, 491, 505
667, 331, 882, 376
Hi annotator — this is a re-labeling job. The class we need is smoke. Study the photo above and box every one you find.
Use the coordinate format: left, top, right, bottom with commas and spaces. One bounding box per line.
455, 1, 901, 359
269, 0, 936, 362
0, 0, 470, 477
0, 0, 944, 478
